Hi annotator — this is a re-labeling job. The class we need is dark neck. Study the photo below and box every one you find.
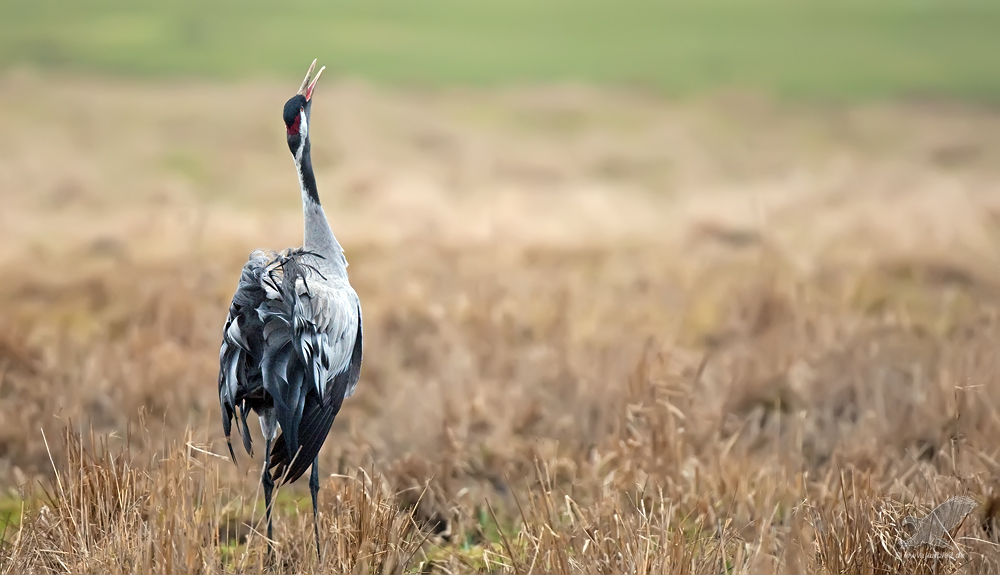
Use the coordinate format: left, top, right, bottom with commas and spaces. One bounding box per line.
299, 138, 320, 204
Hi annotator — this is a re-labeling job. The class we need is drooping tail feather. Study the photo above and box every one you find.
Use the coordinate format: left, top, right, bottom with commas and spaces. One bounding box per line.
268, 393, 339, 484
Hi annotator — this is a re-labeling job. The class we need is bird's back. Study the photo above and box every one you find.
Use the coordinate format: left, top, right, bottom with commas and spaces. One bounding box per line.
219, 247, 362, 483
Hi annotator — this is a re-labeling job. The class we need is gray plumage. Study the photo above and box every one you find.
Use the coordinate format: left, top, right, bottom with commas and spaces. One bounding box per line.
218, 248, 361, 478
217, 60, 361, 557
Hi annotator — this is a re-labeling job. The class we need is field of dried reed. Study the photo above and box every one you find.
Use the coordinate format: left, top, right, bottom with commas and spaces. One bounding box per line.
2, 71, 1000, 573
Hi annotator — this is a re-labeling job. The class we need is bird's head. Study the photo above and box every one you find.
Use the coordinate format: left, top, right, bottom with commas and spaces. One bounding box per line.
283, 59, 325, 159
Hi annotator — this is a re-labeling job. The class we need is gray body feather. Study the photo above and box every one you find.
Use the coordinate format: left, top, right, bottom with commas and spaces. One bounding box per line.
219, 246, 362, 484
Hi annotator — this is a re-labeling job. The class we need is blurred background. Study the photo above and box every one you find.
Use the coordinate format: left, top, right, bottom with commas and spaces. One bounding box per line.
3, 1, 1000, 571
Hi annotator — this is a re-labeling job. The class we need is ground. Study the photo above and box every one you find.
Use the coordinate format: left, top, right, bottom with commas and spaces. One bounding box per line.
2, 69, 1000, 573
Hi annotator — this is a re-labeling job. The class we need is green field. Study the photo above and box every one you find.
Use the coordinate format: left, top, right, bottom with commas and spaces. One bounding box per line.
2, 0, 999, 100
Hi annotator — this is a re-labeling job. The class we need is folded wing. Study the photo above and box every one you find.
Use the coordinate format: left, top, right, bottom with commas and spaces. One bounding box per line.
218, 248, 363, 485
218, 250, 277, 462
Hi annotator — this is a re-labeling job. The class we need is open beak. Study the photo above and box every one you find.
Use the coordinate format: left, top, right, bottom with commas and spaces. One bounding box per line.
297, 59, 326, 102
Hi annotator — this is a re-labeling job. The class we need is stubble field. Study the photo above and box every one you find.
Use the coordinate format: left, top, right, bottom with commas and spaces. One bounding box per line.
2, 70, 1000, 573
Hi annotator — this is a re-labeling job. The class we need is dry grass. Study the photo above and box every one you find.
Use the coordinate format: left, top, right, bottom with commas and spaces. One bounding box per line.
2, 71, 1000, 573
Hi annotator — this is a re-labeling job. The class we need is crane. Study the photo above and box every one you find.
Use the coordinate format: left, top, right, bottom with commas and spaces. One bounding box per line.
217, 59, 363, 559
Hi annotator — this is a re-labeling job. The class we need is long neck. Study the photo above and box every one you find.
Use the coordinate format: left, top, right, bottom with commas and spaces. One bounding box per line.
296, 137, 347, 273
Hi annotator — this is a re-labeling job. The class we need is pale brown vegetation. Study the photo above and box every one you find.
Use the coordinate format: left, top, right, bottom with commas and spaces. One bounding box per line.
2, 71, 1000, 573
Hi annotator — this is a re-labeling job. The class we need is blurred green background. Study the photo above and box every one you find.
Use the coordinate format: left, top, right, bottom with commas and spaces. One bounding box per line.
2, 0, 999, 101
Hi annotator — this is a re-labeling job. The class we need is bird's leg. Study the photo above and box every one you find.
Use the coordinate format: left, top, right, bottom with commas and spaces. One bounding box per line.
262, 436, 275, 553
310, 456, 321, 561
